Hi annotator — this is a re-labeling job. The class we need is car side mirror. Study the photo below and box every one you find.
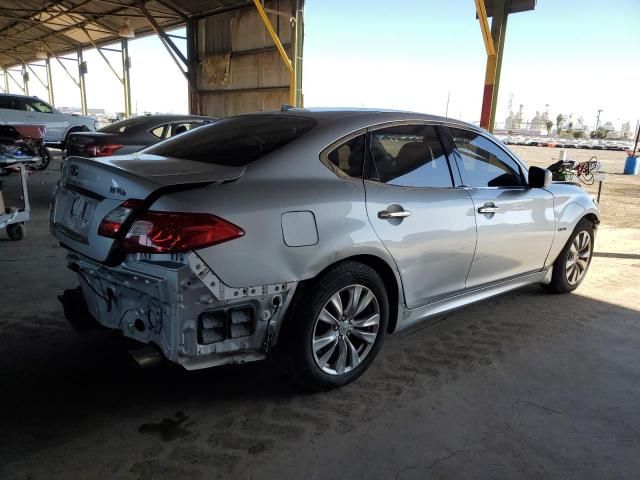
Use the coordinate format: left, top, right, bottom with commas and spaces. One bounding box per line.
529, 166, 552, 188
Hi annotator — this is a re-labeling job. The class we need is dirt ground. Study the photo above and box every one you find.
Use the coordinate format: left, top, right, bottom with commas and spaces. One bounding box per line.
0, 148, 639, 479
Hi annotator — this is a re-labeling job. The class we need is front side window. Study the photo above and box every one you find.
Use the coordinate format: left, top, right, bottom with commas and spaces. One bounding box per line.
450, 128, 524, 188
369, 125, 453, 188
146, 115, 315, 167
326, 134, 365, 178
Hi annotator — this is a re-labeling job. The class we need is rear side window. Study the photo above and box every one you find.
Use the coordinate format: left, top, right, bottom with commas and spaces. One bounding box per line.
326, 135, 365, 178
146, 115, 315, 166
450, 128, 524, 187
369, 125, 453, 188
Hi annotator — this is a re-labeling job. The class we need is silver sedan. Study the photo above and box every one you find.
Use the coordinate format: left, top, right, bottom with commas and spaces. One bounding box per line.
50, 109, 599, 390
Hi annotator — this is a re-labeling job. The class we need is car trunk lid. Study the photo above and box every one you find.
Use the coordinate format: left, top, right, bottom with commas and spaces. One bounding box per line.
51, 154, 245, 262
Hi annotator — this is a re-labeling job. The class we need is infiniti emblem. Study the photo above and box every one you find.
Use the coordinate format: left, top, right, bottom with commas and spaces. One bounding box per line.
70, 165, 79, 176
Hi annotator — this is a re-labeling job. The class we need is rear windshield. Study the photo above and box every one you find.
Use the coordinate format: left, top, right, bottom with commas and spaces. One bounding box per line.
144, 115, 315, 166
100, 116, 152, 133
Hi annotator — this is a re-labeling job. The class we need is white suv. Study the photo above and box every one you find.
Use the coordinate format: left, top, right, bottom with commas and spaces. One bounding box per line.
0, 94, 97, 148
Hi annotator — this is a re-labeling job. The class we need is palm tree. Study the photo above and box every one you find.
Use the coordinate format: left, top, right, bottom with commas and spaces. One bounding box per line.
556, 114, 564, 134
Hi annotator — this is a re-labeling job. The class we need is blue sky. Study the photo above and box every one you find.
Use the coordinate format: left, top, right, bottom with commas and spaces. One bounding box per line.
18, 0, 640, 130
303, 0, 640, 128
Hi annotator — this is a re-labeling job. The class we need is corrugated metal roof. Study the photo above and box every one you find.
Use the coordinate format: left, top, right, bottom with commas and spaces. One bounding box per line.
0, 0, 251, 68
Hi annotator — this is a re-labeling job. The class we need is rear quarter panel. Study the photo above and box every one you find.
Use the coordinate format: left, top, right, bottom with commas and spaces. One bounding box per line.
149, 134, 401, 292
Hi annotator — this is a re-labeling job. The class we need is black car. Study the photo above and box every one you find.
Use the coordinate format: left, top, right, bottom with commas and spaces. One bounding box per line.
67, 114, 216, 157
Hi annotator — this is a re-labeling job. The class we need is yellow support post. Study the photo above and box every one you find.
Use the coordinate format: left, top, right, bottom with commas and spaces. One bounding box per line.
476, 0, 500, 131
252, 0, 295, 105
474, 0, 495, 56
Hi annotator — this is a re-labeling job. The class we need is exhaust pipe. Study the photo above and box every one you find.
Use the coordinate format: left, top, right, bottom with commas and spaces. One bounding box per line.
129, 345, 164, 368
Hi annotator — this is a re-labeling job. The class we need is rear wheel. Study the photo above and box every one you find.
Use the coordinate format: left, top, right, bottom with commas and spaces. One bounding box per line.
26, 146, 52, 171
280, 261, 388, 391
546, 218, 594, 293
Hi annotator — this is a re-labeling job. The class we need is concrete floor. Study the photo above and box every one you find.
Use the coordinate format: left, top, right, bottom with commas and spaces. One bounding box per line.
1, 154, 639, 479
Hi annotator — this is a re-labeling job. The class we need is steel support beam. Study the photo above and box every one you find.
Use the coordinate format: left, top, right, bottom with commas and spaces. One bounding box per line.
77, 48, 88, 115
26, 64, 49, 93
139, 1, 189, 80
46, 58, 54, 105
478, 0, 509, 132
6, 70, 24, 92
186, 18, 200, 115
253, 0, 295, 106
2, 68, 8, 93
122, 39, 132, 117
293, 0, 304, 107
21, 63, 29, 96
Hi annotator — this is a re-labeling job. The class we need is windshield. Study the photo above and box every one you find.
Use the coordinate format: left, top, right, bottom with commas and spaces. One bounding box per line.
144, 115, 316, 167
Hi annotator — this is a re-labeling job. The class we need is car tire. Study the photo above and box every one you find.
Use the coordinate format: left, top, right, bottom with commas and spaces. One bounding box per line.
6, 222, 26, 241
545, 218, 594, 294
279, 261, 389, 391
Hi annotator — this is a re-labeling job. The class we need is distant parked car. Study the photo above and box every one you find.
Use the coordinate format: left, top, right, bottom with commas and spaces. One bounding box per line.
0, 93, 97, 148
67, 114, 215, 157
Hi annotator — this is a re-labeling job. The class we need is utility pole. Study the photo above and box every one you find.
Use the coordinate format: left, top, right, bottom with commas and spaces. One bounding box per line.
445, 92, 450, 117
595, 109, 603, 131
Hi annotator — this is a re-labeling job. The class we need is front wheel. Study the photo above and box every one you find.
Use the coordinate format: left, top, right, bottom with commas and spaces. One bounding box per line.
280, 261, 389, 391
546, 218, 594, 293
6, 222, 26, 240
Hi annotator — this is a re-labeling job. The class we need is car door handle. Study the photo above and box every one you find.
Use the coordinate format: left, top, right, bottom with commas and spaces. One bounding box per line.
378, 209, 412, 219
478, 204, 500, 214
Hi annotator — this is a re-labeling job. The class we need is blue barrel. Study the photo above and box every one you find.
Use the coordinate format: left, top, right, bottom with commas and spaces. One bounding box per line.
624, 156, 639, 175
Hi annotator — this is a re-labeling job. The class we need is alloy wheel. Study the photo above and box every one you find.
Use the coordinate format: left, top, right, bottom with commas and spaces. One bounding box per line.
311, 284, 381, 375
565, 231, 592, 285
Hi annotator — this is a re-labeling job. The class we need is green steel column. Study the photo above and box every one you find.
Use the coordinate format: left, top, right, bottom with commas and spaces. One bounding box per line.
121, 39, 132, 117
186, 18, 200, 115
293, 0, 304, 107
45, 57, 55, 106
488, 0, 510, 132
77, 47, 88, 115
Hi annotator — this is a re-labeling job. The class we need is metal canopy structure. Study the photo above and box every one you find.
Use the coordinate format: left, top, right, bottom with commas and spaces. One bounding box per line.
0, 1, 187, 67
1, 1, 532, 127
0, 0, 302, 119
476, 0, 536, 132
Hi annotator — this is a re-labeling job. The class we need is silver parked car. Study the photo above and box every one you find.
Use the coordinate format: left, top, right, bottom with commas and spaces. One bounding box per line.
0, 93, 97, 148
50, 109, 599, 390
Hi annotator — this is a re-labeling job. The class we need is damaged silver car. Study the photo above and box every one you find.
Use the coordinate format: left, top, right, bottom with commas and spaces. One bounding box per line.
51, 109, 600, 390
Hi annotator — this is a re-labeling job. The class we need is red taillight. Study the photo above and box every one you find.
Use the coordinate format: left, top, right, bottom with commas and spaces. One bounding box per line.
86, 143, 124, 157
98, 199, 144, 238
122, 211, 244, 253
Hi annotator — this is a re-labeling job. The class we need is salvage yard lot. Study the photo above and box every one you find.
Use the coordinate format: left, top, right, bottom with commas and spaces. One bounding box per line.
1, 148, 639, 479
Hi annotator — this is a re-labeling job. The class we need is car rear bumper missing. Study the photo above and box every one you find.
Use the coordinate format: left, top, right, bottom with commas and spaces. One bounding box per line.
64, 252, 297, 370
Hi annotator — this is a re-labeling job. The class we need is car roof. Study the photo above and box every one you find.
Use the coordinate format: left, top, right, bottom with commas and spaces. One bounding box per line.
0, 93, 43, 100
133, 114, 216, 121
229, 107, 482, 135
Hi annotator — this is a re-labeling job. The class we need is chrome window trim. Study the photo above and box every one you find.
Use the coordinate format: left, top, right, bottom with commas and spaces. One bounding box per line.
365, 121, 457, 189
318, 128, 368, 180
448, 126, 529, 187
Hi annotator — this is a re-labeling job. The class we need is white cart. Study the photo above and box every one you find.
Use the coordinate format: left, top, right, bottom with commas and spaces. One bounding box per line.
0, 155, 39, 240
